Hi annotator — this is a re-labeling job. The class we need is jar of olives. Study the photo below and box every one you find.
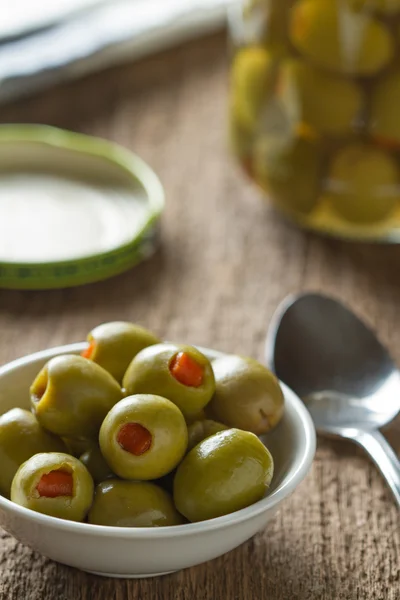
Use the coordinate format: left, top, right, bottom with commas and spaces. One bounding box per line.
229, 0, 400, 241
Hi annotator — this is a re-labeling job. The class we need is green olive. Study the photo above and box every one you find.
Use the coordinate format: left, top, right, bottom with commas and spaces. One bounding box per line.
63, 437, 94, 457
254, 136, 321, 215
123, 344, 216, 421
155, 471, 175, 494
187, 419, 228, 452
289, 0, 394, 76
347, 0, 400, 14
326, 143, 399, 223
88, 480, 185, 527
185, 409, 207, 425
174, 429, 274, 522
0, 408, 66, 498
231, 46, 276, 132
207, 356, 284, 434
30, 355, 122, 439
11, 452, 94, 522
79, 446, 114, 484
262, 1, 290, 50
153, 414, 218, 492
99, 394, 188, 480
83, 321, 160, 383
243, 1, 292, 56
277, 58, 362, 136
370, 69, 400, 147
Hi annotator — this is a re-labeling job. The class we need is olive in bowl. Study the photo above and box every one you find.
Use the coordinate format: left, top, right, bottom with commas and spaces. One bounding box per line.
174, 429, 274, 522
79, 446, 114, 484
30, 355, 122, 439
207, 355, 284, 434
123, 343, 216, 420
153, 419, 228, 493
11, 452, 94, 522
187, 419, 228, 452
88, 480, 184, 527
82, 321, 160, 383
0, 408, 66, 498
99, 394, 188, 480
63, 437, 94, 457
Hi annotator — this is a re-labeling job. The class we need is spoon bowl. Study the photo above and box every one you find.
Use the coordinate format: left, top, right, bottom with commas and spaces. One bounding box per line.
266, 293, 400, 507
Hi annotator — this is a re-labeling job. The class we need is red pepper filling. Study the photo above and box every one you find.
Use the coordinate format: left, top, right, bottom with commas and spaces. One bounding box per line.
81, 340, 96, 359
170, 352, 204, 387
37, 471, 73, 498
117, 423, 152, 456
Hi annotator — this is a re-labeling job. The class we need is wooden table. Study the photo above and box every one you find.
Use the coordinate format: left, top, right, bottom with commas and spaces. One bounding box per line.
0, 33, 399, 600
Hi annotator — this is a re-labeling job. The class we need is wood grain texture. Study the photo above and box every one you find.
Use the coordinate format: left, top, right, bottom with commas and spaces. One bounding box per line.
0, 33, 399, 600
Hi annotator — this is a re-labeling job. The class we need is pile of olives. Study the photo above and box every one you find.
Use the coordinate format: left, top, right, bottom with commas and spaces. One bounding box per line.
0, 322, 284, 527
230, 0, 400, 238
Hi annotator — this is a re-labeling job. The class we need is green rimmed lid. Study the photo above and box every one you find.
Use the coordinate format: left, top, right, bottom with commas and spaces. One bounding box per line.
0, 125, 164, 289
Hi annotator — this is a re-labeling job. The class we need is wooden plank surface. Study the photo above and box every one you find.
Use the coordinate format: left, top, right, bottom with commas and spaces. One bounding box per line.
0, 33, 398, 600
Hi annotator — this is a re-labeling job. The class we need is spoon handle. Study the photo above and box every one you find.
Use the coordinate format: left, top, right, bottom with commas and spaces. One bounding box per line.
351, 430, 400, 508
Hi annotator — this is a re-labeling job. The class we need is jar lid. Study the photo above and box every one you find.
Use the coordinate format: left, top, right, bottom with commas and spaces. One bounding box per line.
0, 125, 164, 289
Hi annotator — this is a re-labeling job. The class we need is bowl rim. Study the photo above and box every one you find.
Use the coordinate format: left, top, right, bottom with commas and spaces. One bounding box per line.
0, 343, 316, 538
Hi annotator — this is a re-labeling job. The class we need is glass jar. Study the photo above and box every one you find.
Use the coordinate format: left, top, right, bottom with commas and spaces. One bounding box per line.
228, 0, 400, 241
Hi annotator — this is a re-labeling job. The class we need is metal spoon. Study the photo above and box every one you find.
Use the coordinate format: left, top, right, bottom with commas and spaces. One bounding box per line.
265, 293, 400, 507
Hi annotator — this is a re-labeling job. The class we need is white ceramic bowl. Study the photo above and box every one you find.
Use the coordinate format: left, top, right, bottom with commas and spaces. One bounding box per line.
0, 343, 316, 578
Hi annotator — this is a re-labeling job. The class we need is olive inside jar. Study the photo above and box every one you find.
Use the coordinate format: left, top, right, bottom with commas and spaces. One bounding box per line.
229, 0, 400, 241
